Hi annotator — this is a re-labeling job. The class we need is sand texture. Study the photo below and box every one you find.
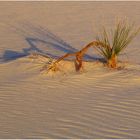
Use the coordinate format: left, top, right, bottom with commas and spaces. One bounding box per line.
0, 2, 140, 138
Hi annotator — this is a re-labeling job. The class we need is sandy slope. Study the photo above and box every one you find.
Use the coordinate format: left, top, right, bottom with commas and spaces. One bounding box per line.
0, 1, 140, 138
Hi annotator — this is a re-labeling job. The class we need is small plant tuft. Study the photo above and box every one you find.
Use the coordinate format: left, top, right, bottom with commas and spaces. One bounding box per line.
36, 20, 140, 74
96, 21, 140, 68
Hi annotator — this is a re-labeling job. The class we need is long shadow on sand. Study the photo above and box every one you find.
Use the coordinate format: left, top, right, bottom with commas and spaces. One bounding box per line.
0, 24, 96, 63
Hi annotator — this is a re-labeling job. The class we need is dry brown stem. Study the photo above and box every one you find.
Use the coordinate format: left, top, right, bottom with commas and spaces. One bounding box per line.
107, 54, 118, 68
45, 41, 105, 73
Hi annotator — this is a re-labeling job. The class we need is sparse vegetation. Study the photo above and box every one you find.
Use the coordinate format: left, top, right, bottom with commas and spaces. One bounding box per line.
96, 21, 140, 68
39, 20, 140, 73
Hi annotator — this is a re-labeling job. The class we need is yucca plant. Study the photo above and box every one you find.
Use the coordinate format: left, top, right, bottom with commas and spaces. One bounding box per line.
96, 21, 140, 68
39, 20, 140, 73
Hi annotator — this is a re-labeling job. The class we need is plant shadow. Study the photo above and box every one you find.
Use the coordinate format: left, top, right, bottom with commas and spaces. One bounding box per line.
0, 24, 99, 63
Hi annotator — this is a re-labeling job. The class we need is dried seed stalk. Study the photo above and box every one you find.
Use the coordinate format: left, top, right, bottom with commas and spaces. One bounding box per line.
45, 41, 105, 73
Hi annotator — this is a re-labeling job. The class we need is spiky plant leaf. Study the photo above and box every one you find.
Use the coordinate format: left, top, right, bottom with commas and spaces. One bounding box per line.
96, 27, 112, 60
96, 21, 140, 61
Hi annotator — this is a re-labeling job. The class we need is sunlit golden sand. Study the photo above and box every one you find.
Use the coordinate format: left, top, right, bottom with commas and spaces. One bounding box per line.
0, 1, 140, 139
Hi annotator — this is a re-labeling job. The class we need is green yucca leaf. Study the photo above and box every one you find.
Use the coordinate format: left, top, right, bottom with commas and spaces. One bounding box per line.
96, 21, 140, 61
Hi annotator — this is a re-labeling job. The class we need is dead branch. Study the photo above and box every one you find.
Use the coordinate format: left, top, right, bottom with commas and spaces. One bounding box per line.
44, 40, 105, 73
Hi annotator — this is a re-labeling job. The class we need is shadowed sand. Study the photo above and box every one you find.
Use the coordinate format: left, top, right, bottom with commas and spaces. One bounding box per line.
0, 1, 140, 139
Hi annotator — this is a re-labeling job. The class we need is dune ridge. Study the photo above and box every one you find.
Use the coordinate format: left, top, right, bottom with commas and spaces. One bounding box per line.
0, 1, 140, 138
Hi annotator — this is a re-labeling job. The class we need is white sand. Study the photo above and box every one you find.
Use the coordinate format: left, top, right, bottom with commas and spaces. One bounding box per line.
0, 1, 140, 138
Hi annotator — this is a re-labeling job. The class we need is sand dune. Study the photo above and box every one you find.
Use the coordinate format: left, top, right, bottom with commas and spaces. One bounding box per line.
0, 1, 140, 139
